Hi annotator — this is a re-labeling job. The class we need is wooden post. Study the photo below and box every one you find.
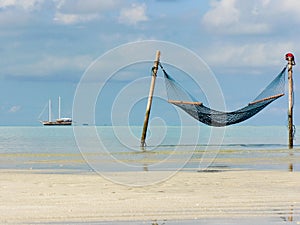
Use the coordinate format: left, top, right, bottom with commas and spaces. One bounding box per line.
140, 50, 160, 148
286, 53, 295, 149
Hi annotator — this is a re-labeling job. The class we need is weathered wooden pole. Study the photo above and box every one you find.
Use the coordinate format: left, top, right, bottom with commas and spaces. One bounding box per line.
140, 50, 160, 148
286, 53, 295, 149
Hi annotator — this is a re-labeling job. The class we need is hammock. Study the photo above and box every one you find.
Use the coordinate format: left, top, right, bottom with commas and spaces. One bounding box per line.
161, 64, 286, 127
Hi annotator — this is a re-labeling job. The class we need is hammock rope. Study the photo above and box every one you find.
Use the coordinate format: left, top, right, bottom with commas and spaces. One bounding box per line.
160, 63, 286, 127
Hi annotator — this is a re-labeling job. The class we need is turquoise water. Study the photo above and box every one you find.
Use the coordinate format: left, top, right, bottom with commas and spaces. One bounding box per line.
0, 126, 299, 172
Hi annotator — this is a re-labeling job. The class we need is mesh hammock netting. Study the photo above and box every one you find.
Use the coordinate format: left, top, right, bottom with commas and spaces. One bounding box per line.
161, 64, 286, 127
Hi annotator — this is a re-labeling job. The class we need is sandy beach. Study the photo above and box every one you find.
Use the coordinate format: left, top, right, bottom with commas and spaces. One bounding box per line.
0, 169, 299, 224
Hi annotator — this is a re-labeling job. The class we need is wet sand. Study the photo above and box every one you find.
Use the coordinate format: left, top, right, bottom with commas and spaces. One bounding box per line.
0, 169, 300, 224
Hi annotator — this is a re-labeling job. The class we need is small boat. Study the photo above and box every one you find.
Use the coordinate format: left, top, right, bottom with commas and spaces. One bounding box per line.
40, 96, 72, 126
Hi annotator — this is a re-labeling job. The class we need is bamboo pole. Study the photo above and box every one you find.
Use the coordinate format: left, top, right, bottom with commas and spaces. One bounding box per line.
286, 53, 295, 149
168, 100, 203, 105
140, 50, 160, 148
248, 93, 284, 105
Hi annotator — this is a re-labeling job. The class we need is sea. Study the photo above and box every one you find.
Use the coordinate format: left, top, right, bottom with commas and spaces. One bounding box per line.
0, 125, 299, 172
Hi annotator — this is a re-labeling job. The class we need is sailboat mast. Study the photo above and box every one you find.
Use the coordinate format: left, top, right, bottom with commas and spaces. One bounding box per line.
58, 96, 61, 119
48, 99, 52, 122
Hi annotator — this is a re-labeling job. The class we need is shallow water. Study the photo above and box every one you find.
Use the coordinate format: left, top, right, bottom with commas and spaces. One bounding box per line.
0, 126, 299, 172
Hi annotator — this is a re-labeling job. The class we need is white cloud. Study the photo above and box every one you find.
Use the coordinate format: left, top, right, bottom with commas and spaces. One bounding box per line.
0, 0, 44, 11
200, 0, 300, 74
9, 105, 21, 113
202, 0, 300, 35
0, 0, 149, 26
203, 0, 239, 27
272, 0, 300, 22
53, 0, 120, 14
53, 12, 99, 24
5, 55, 93, 79
0, 0, 45, 26
34, 55, 92, 73
0, 9, 31, 27
118, 3, 148, 25
0, 0, 124, 25
203, 41, 295, 70
53, 0, 121, 24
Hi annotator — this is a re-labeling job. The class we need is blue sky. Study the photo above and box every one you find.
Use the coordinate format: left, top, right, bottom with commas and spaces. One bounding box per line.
0, 0, 299, 126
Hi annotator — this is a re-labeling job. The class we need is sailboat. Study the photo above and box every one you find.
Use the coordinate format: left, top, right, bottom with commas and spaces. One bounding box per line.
40, 96, 72, 126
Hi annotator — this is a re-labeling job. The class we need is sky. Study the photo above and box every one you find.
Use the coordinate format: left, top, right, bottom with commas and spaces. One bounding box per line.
0, 0, 300, 126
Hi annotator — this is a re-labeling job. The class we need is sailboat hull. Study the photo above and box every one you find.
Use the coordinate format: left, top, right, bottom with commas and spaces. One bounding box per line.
41, 121, 72, 126
40, 97, 72, 126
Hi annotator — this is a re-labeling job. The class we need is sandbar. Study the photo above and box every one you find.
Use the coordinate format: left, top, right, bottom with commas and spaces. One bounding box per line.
0, 169, 299, 224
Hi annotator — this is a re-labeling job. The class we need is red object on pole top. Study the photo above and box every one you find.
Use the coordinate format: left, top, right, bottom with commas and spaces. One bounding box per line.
285, 52, 296, 65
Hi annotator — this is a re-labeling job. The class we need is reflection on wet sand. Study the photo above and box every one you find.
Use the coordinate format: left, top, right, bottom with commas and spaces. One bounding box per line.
289, 150, 294, 172
280, 204, 294, 222
289, 163, 293, 172
288, 204, 294, 222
